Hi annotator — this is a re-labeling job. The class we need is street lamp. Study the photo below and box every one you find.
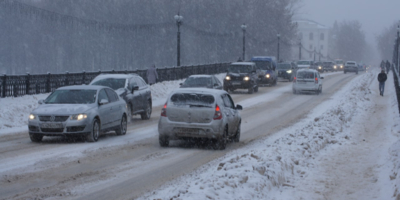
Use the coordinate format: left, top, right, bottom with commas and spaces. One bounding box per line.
241, 24, 247, 61
174, 14, 183, 66
277, 33, 281, 62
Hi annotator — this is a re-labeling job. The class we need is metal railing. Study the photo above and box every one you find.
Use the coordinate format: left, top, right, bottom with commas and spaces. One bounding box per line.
0, 63, 230, 98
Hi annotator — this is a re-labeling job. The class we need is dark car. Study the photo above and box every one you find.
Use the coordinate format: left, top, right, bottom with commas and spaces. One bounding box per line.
250, 56, 278, 86
276, 62, 296, 81
322, 61, 335, 72
223, 62, 260, 94
180, 75, 223, 90
344, 61, 358, 74
90, 74, 152, 119
313, 61, 324, 73
335, 59, 345, 71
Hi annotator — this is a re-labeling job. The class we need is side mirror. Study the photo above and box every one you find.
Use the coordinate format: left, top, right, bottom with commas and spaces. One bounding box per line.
320, 77, 324, 79
99, 99, 109, 105
131, 86, 139, 93
38, 99, 44, 104
179, 83, 183, 86
214, 83, 218, 86
236, 104, 243, 110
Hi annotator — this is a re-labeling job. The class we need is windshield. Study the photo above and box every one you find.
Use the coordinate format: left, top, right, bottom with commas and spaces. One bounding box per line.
228, 65, 252, 73
297, 61, 311, 65
182, 77, 212, 87
252, 61, 272, 70
277, 64, 291, 70
335, 60, 344, 64
91, 78, 126, 90
346, 62, 356, 65
45, 90, 97, 104
170, 93, 215, 107
296, 71, 315, 79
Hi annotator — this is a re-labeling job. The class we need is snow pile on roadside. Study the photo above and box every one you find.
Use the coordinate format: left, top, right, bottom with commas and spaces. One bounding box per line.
139, 72, 375, 200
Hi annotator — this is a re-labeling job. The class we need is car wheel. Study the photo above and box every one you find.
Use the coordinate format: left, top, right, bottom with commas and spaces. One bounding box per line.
140, 101, 152, 120
30, 134, 43, 142
115, 114, 127, 135
248, 85, 254, 94
86, 118, 100, 142
254, 83, 259, 93
213, 126, 228, 150
233, 121, 241, 143
159, 135, 169, 147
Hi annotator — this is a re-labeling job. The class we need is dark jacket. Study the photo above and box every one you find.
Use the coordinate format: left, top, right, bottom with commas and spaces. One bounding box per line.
378, 72, 387, 83
146, 65, 158, 84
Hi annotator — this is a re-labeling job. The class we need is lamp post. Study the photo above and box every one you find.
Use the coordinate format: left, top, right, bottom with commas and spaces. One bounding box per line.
299, 41, 302, 60
397, 25, 399, 75
174, 14, 183, 66
277, 33, 281, 62
241, 24, 247, 61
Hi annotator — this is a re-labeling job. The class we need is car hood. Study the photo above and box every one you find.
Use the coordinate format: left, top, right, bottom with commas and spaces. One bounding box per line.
228, 72, 249, 77
261, 69, 274, 74
32, 104, 96, 115
298, 64, 310, 68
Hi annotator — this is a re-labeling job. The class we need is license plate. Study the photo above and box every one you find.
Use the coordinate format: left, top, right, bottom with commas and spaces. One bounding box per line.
40, 123, 63, 129
232, 81, 241, 85
176, 128, 199, 134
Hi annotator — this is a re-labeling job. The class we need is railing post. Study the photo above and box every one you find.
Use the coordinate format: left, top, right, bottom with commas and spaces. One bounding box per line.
26, 73, 30, 95
13, 82, 18, 97
46, 72, 51, 93
2, 74, 6, 98
65, 71, 69, 86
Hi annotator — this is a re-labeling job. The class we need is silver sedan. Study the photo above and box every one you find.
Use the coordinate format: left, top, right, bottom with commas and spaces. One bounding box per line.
28, 85, 128, 142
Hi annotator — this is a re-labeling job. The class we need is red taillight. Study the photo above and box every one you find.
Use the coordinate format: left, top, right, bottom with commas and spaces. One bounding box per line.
315, 77, 318, 84
213, 105, 222, 120
293, 77, 297, 82
161, 103, 167, 117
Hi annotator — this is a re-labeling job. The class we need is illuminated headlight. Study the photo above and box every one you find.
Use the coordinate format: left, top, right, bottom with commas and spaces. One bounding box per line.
29, 114, 37, 120
243, 76, 250, 81
318, 66, 322, 69
225, 76, 231, 81
334, 65, 337, 69
70, 114, 88, 121
340, 65, 343, 68
286, 70, 292, 73
265, 74, 270, 78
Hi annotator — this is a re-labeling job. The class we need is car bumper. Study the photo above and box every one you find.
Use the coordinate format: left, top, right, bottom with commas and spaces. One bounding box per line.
293, 83, 319, 92
28, 119, 92, 136
158, 117, 224, 140
224, 80, 253, 89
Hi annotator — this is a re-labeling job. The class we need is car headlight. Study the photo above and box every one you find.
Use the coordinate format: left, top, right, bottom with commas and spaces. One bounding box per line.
334, 65, 337, 69
340, 65, 343, 68
243, 76, 250, 81
286, 70, 292, 73
225, 76, 231, 81
70, 114, 88, 121
265, 74, 270, 78
29, 114, 37, 120
318, 66, 322, 69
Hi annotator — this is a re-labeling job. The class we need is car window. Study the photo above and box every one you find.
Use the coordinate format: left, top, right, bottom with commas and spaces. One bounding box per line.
297, 71, 315, 79
222, 94, 234, 109
252, 60, 272, 70
170, 93, 215, 107
105, 88, 118, 102
98, 89, 109, 102
213, 76, 221, 86
183, 77, 212, 87
91, 78, 126, 90
136, 76, 147, 86
129, 77, 138, 88
45, 89, 97, 104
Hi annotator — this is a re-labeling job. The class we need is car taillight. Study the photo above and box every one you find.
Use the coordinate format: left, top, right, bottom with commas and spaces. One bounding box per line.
161, 103, 167, 117
315, 77, 318, 84
293, 77, 297, 82
213, 105, 222, 120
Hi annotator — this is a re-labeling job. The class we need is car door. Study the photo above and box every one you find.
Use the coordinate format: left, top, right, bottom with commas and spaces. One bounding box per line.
105, 88, 121, 127
134, 77, 148, 111
221, 94, 237, 135
127, 77, 141, 114
97, 89, 113, 129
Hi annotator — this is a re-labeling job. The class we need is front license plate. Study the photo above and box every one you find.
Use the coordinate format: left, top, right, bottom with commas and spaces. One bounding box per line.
232, 81, 241, 85
40, 123, 63, 129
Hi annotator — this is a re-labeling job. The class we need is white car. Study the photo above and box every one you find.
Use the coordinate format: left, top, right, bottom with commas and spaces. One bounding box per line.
292, 69, 324, 94
158, 88, 243, 150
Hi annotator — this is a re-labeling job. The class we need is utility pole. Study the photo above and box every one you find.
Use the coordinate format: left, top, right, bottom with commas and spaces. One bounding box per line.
241, 24, 247, 61
174, 14, 183, 66
313, 47, 316, 61
277, 34, 281, 62
299, 42, 302, 60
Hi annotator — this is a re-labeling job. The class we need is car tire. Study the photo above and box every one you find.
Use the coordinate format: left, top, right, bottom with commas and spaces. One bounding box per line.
213, 126, 228, 150
140, 101, 152, 120
233, 121, 241, 143
30, 134, 43, 142
248, 85, 254, 94
86, 118, 100, 142
115, 114, 127, 135
254, 83, 259, 93
159, 135, 169, 147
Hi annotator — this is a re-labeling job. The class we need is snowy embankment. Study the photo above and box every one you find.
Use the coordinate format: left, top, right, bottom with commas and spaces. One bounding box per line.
138, 69, 400, 200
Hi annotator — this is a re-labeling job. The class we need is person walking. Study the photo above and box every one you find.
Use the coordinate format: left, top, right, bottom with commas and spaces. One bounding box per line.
381, 60, 386, 71
377, 69, 387, 96
146, 65, 158, 85
386, 60, 391, 74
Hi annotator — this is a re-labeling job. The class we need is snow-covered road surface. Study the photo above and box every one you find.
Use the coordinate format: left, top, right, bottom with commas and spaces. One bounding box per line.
2, 69, 399, 200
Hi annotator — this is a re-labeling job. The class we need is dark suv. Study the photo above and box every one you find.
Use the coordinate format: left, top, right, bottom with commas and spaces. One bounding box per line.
223, 62, 260, 94
344, 61, 358, 74
90, 74, 153, 119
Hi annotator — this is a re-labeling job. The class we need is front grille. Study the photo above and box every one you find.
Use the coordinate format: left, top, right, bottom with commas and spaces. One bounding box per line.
39, 116, 69, 122
29, 126, 39, 131
41, 128, 64, 133
230, 76, 243, 81
67, 126, 86, 132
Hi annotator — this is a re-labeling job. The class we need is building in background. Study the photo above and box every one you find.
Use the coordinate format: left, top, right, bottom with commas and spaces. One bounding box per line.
292, 19, 330, 61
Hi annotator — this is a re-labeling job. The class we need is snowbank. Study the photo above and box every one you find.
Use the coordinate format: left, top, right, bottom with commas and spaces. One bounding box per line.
138, 71, 380, 199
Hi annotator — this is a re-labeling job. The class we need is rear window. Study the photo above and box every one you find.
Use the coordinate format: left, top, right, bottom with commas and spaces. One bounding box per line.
170, 93, 215, 106
296, 71, 315, 79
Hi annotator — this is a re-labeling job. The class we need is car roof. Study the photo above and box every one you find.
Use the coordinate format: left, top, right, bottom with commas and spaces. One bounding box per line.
230, 62, 255, 66
170, 88, 227, 96
92, 73, 138, 79
187, 74, 214, 78
57, 85, 107, 90
250, 56, 274, 61
297, 68, 318, 72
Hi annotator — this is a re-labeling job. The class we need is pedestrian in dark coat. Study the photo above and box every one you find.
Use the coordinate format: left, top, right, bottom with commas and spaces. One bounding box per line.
377, 69, 387, 96
381, 60, 386, 71
386, 60, 391, 74
146, 65, 158, 85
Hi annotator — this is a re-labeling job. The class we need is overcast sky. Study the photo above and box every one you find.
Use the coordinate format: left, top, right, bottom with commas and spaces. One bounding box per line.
297, 0, 400, 45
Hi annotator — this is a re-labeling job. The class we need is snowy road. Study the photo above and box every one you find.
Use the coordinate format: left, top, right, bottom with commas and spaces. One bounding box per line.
0, 71, 369, 199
